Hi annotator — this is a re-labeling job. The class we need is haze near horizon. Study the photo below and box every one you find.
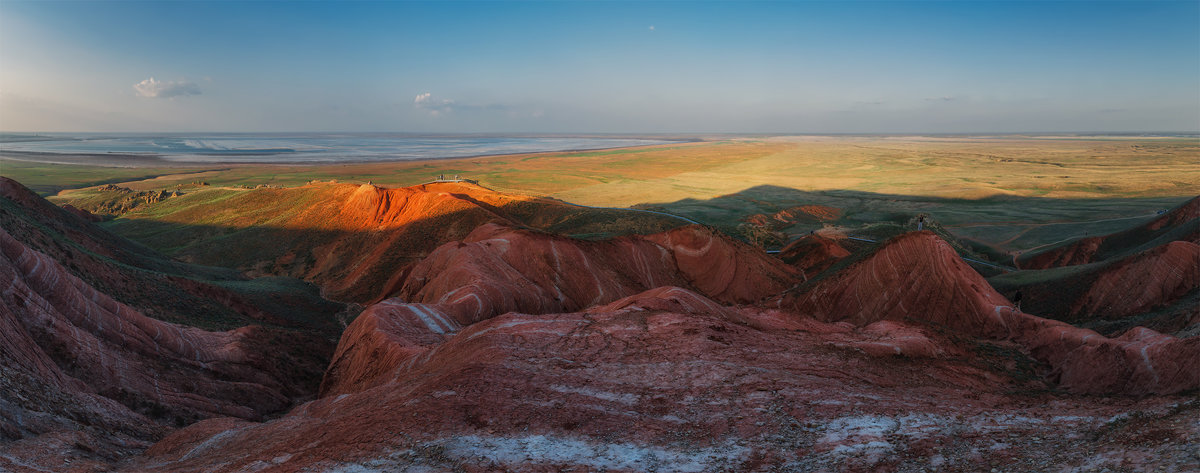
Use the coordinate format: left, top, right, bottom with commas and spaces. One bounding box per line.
1, 0, 1197, 134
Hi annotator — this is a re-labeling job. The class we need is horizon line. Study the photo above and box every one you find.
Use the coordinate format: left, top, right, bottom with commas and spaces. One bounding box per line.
3, 130, 1198, 136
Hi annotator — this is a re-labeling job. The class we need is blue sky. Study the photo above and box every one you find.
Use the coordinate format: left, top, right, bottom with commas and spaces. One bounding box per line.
0, 1, 1196, 133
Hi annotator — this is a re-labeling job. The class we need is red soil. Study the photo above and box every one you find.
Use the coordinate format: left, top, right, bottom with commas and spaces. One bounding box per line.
991, 228, 1199, 336
4, 176, 1197, 471
297, 183, 518, 301
1020, 195, 1199, 269
0, 226, 304, 416
781, 231, 1199, 395
777, 233, 852, 275
387, 222, 800, 312
743, 205, 841, 228
2, 177, 132, 261
1070, 240, 1199, 319
121, 181, 682, 302
0, 227, 308, 468
0, 178, 338, 471
324, 222, 800, 396
1020, 236, 1105, 269
783, 232, 1015, 336
129, 286, 1197, 472
645, 225, 802, 303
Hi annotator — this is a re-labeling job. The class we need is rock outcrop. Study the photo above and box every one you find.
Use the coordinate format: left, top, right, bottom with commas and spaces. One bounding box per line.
129, 285, 1197, 472
991, 240, 1200, 333
742, 204, 841, 229
79, 181, 685, 302
0, 177, 337, 471
0, 227, 322, 469
1019, 195, 1199, 269
324, 223, 800, 396
781, 231, 1200, 395
777, 232, 853, 276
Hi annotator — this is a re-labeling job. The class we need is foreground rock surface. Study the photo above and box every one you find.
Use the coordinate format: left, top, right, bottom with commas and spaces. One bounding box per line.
138, 232, 1198, 472
128, 287, 1198, 472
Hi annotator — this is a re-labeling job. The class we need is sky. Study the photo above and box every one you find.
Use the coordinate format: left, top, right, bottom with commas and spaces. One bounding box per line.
0, 1, 1197, 133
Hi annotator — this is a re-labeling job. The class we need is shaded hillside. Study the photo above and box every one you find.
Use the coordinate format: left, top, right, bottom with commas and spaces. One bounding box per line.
1018, 195, 1199, 269
0, 177, 342, 333
323, 223, 800, 396
0, 177, 339, 469
64, 181, 685, 302
135, 229, 1197, 471
777, 232, 852, 276
779, 231, 1199, 396
132, 288, 1027, 472
635, 185, 1189, 253
992, 194, 1199, 337
991, 241, 1200, 336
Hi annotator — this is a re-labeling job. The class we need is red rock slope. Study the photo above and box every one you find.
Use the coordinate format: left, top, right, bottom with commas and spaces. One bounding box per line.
1019, 195, 1199, 269
95, 181, 684, 302
384, 222, 800, 311
324, 223, 801, 396
0, 177, 342, 333
1072, 241, 1199, 317
0, 227, 316, 469
784, 231, 1015, 336
130, 286, 1197, 472
776, 232, 853, 276
991, 240, 1200, 332
0, 177, 337, 471
781, 231, 1199, 395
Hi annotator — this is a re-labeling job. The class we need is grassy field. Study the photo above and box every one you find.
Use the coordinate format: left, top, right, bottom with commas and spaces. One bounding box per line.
0, 159, 213, 196
8, 135, 1198, 256
5, 140, 782, 196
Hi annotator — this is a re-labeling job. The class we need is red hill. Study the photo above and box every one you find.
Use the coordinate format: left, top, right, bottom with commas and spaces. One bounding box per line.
5, 176, 1197, 471
992, 240, 1200, 335
131, 284, 1195, 472
89, 181, 683, 302
121, 288, 1024, 472
777, 232, 853, 276
324, 223, 800, 396
386, 222, 800, 313
1019, 195, 1199, 269
0, 177, 337, 469
781, 231, 1199, 395
0, 227, 321, 467
782, 231, 1014, 336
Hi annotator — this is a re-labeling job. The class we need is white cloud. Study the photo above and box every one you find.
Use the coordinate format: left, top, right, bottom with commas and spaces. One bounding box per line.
134, 77, 201, 98
649, 25, 655, 31
414, 92, 455, 115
